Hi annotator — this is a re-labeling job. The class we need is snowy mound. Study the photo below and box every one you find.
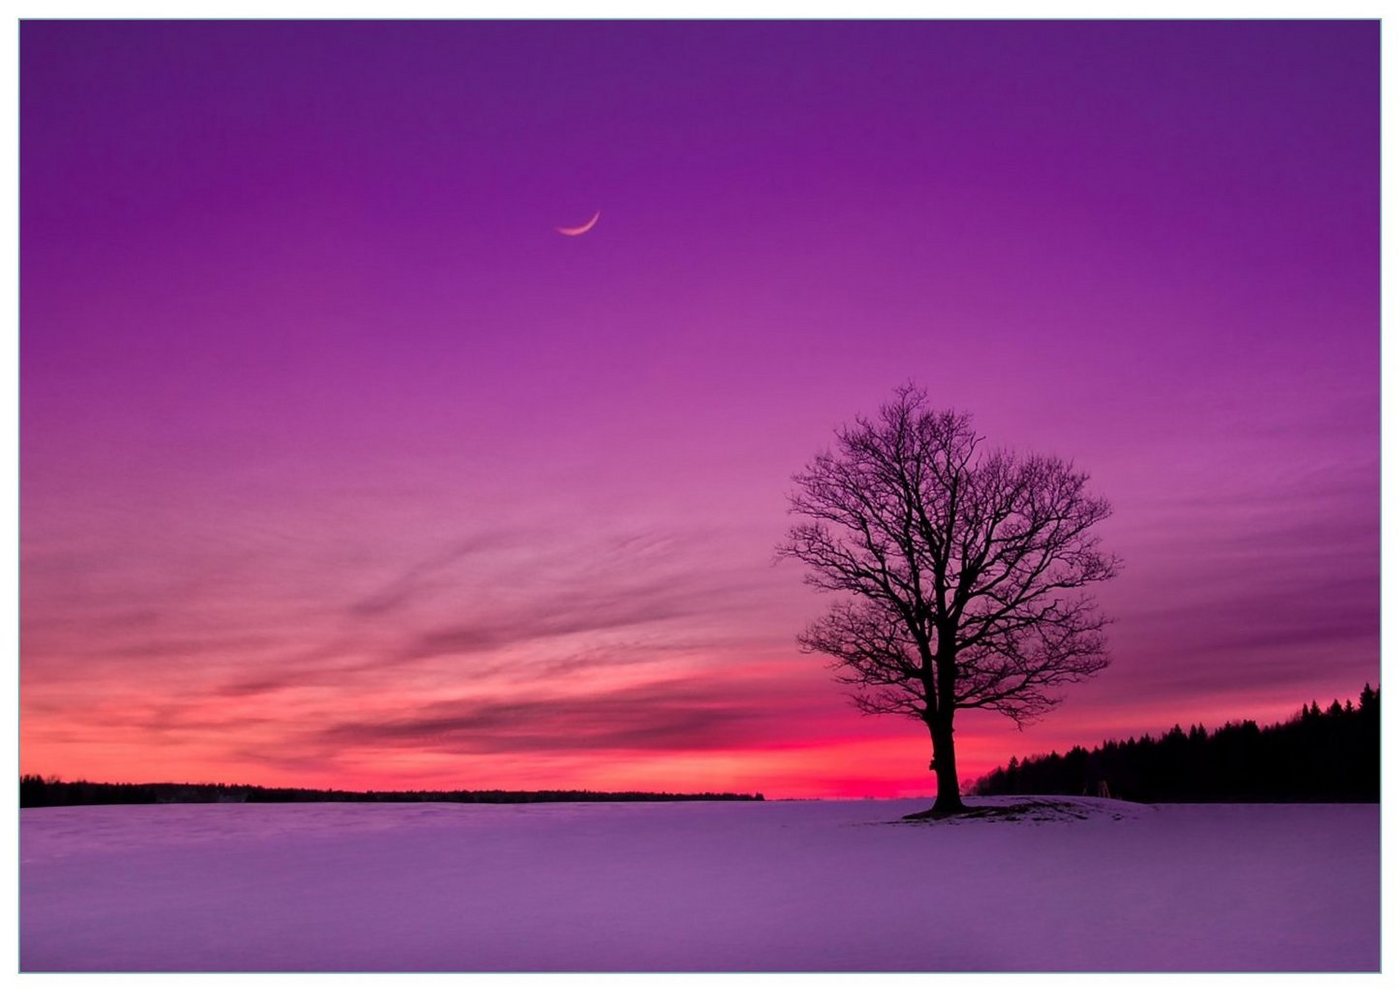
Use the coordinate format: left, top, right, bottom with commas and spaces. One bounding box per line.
902, 795, 1151, 823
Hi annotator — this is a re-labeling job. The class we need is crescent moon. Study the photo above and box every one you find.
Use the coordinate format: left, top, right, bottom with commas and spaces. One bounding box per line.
556, 210, 601, 237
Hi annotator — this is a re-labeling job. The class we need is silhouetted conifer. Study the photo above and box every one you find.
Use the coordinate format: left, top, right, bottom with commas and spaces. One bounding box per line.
971, 684, 1379, 802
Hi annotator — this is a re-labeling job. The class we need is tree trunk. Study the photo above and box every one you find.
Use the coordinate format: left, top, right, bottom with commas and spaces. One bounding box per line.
928, 638, 965, 815
929, 717, 965, 814
904, 714, 966, 819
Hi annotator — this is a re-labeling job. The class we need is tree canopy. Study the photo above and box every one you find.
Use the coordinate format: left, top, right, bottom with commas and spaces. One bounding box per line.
780, 385, 1119, 814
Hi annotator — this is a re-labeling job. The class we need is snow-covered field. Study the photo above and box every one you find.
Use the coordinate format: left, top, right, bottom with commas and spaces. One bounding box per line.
21, 797, 1378, 972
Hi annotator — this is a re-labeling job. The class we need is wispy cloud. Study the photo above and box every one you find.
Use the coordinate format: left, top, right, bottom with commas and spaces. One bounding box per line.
316, 672, 823, 755
347, 532, 522, 617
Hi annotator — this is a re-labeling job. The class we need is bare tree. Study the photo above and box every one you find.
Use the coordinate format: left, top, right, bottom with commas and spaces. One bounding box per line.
778, 385, 1119, 816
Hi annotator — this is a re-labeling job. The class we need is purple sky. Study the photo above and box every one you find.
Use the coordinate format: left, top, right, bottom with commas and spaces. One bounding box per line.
21, 21, 1378, 796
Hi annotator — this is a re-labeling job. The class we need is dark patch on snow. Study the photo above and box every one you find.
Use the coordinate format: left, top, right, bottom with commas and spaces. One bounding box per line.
890, 796, 1145, 825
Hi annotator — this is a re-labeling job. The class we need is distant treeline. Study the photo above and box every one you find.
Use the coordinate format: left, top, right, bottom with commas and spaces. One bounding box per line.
972, 684, 1379, 803
19, 778, 765, 808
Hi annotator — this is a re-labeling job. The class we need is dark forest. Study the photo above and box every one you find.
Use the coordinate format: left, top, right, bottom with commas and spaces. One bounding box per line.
972, 684, 1379, 802
19, 780, 764, 808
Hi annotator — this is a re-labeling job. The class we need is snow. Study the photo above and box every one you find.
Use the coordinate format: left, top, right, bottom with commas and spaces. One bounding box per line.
20, 797, 1378, 972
